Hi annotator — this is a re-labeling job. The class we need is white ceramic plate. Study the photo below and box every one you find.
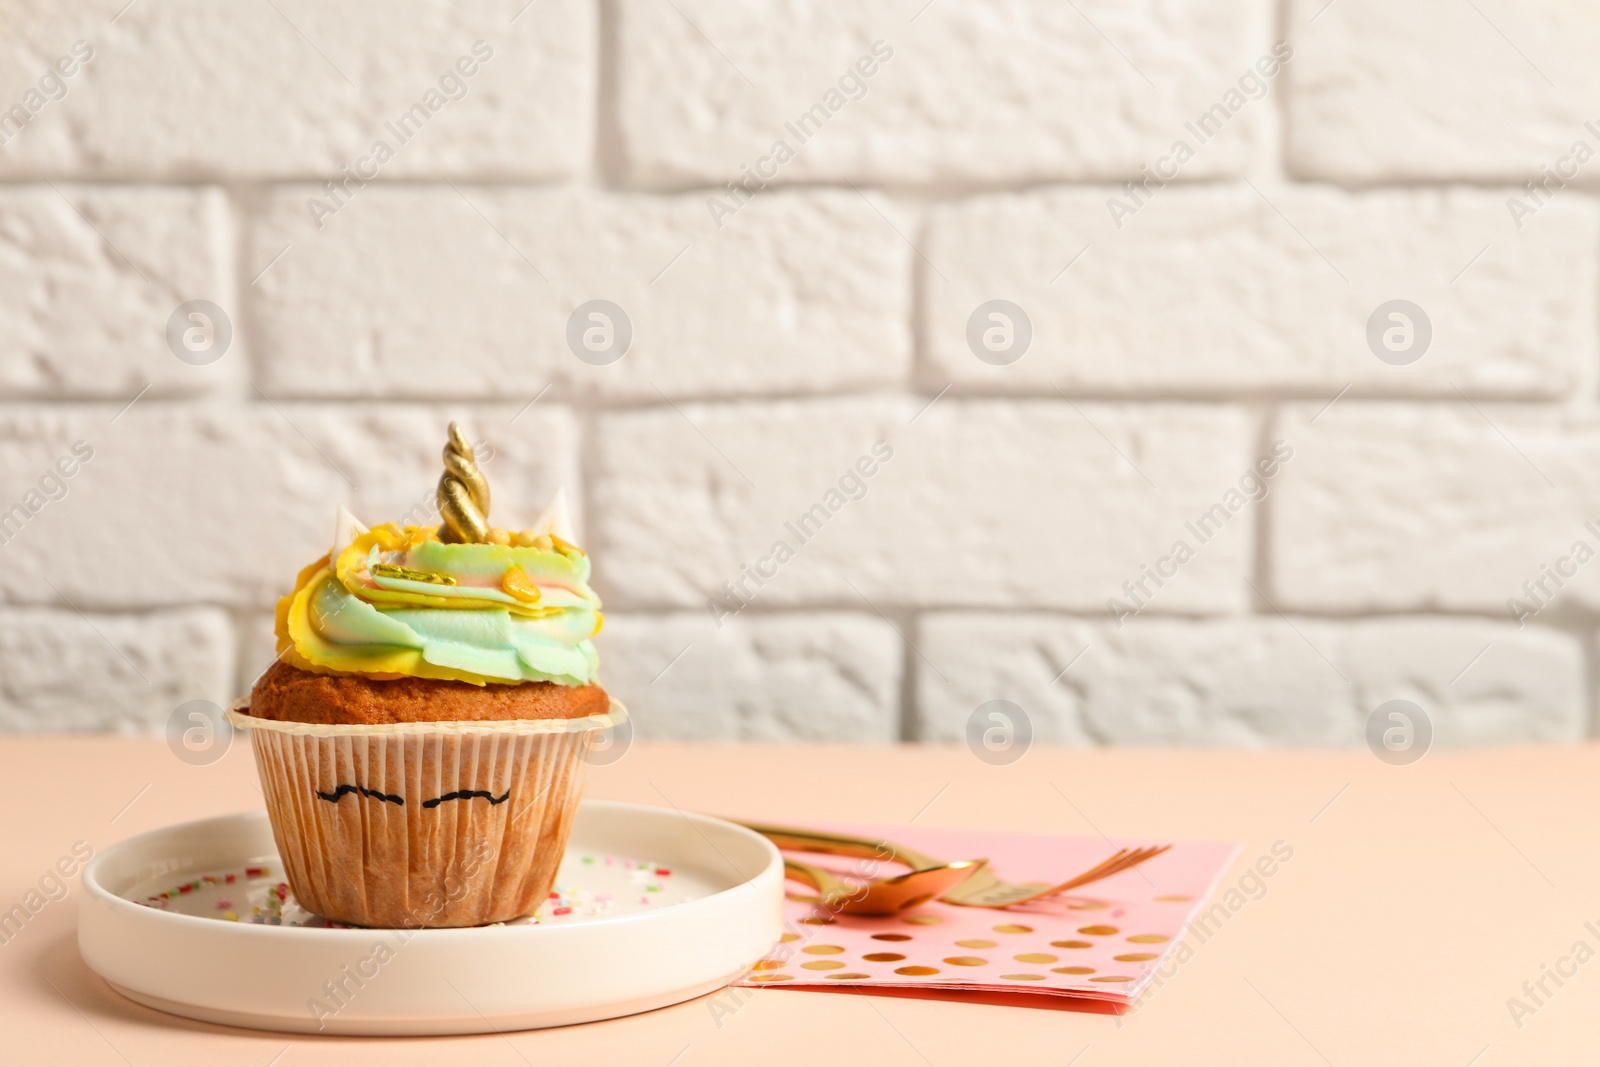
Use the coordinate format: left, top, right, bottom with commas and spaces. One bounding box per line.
79, 802, 784, 1034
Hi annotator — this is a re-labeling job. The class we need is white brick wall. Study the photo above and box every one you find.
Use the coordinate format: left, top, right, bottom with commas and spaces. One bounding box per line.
925, 188, 1597, 397
0, 607, 234, 732
1286, 0, 1600, 183
0, 0, 594, 179
1, 0, 1594, 747
916, 615, 1585, 745
594, 399, 1254, 611
611, 0, 1267, 185
250, 188, 910, 398
0, 187, 234, 398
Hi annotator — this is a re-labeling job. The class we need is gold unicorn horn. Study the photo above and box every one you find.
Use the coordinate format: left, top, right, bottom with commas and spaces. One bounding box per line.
437, 422, 490, 543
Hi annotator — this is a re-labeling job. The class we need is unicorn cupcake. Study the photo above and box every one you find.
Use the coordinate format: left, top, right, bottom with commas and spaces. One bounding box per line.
229, 423, 620, 928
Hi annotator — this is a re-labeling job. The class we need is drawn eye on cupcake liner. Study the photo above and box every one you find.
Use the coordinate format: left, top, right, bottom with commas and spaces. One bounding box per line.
314, 785, 511, 809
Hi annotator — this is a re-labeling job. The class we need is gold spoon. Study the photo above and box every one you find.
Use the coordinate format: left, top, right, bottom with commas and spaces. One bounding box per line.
743, 821, 1170, 909
781, 856, 987, 917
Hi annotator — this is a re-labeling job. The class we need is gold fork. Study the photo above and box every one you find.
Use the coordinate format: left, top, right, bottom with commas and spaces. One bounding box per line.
740, 821, 1171, 909
781, 856, 987, 916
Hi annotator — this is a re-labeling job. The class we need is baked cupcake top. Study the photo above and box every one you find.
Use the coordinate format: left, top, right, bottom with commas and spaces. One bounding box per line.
274, 424, 602, 687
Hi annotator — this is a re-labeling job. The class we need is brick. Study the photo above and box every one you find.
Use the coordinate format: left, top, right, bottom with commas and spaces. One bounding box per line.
593, 398, 1255, 612
1273, 404, 1600, 613
924, 187, 1596, 397
249, 187, 910, 399
598, 613, 901, 741
0, 0, 592, 179
916, 614, 1584, 745
612, 0, 1268, 185
0, 607, 234, 732
0, 186, 234, 399
1286, 0, 1600, 183
0, 403, 578, 609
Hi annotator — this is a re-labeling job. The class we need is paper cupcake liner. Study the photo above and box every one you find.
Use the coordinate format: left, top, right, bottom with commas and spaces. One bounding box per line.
226, 703, 624, 929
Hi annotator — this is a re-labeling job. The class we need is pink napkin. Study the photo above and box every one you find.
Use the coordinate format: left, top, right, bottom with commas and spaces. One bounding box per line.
734, 823, 1241, 1012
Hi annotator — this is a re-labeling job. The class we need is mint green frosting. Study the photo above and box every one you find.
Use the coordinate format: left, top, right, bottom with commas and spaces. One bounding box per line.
309, 573, 600, 687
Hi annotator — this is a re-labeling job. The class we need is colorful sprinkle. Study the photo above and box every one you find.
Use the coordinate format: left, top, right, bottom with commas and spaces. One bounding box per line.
137, 852, 685, 926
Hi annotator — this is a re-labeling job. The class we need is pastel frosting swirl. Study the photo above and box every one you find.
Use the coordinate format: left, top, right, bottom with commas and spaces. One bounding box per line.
275, 522, 602, 687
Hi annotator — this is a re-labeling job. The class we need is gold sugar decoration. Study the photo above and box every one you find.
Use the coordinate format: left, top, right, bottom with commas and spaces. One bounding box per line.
550, 532, 585, 557
500, 565, 543, 604
514, 529, 554, 550
372, 563, 457, 586
437, 422, 491, 544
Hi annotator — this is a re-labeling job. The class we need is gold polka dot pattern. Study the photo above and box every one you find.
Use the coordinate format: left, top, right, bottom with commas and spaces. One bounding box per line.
741, 854, 1193, 995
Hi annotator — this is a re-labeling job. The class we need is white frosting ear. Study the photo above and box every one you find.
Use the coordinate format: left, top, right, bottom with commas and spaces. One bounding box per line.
331, 505, 369, 560
530, 487, 577, 543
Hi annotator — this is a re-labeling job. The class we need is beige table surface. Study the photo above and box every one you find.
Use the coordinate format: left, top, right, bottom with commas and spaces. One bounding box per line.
3, 737, 1596, 1066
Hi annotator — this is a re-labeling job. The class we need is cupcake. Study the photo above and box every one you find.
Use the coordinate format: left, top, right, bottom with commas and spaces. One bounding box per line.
228, 424, 621, 928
